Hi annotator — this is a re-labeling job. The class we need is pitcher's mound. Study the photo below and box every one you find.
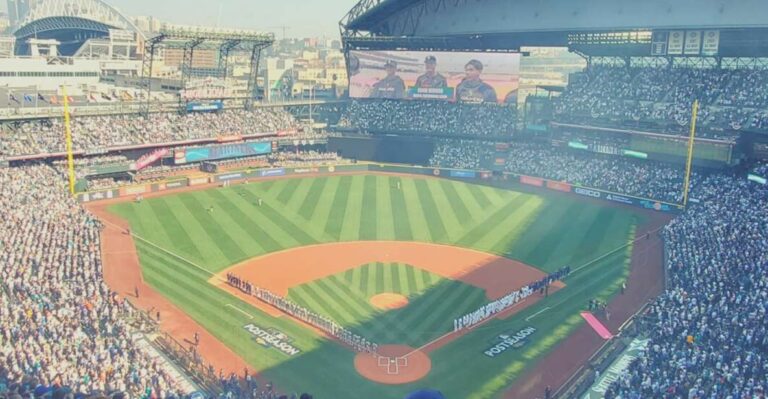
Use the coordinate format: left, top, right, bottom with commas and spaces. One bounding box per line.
354, 345, 431, 384
370, 293, 409, 310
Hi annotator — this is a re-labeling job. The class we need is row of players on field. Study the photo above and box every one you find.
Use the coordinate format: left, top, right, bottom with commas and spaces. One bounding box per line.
226, 273, 378, 353
364, 56, 517, 104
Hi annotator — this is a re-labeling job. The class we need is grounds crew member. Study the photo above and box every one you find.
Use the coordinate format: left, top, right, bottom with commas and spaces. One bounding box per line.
415, 55, 448, 89
372, 60, 406, 99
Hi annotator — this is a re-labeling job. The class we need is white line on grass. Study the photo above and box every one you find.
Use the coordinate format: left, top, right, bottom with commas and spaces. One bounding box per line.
226, 304, 254, 319
525, 306, 551, 322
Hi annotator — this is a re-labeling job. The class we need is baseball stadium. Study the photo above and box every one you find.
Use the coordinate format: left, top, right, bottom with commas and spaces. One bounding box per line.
1, 1, 768, 399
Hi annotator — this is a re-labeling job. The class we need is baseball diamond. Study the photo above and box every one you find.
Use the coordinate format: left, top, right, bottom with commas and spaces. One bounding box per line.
91, 173, 653, 398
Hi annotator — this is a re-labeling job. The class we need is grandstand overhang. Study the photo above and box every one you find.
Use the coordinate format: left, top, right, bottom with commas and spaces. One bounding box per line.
341, 0, 768, 57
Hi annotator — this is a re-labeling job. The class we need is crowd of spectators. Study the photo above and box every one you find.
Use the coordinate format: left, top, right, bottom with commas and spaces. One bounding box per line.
554, 66, 768, 140
429, 139, 493, 170
0, 164, 187, 398
0, 108, 301, 157
338, 100, 516, 138
605, 167, 768, 398
505, 142, 693, 203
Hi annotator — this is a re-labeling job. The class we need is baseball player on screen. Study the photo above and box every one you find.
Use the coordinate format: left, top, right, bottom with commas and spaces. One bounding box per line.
372, 60, 406, 99
456, 59, 498, 103
415, 55, 448, 89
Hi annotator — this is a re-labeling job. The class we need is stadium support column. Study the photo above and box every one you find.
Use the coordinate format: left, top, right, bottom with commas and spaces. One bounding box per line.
178, 38, 205, 114
140, 34, 166, 118
218, 40, 241, 83
245, 44, 263, 110
682, 100, 699, 207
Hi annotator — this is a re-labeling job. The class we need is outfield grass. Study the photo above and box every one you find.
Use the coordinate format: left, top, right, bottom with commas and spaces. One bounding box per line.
109, 174, 643, 398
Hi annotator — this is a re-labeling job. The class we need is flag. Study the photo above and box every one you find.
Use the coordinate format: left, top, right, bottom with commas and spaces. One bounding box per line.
89, 93, 96, 102
9, 94, 20, 104
24, 94, 34, 103
50, 95, 58, 104
66, 96, 74, 104
38, 93, 47, 103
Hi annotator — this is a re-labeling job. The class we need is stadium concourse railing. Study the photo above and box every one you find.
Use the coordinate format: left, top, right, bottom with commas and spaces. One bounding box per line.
77, 162, 685, 215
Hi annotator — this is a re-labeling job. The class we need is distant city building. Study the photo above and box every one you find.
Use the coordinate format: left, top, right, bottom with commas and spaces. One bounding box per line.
133, 15, 162, 34
0, 35, 15, 57
6, 0, 35, 28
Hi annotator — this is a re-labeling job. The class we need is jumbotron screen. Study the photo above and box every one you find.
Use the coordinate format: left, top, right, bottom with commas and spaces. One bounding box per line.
348, 50, 520, 104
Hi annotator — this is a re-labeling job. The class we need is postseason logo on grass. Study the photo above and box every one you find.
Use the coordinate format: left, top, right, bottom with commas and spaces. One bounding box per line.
483, 326, 536, 358
243, 324, 301, 356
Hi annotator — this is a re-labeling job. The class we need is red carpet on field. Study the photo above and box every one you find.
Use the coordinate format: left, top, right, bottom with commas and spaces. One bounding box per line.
580, 312, 613, 339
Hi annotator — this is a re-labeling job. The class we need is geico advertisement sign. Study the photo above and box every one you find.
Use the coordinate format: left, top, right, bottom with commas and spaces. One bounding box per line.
574, 187, 602, 198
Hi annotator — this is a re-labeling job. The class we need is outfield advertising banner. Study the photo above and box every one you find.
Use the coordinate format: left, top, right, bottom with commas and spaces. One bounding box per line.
449, 170, 477, 179
546, 181, 571, 192
175, 142, 272, 164
349, 50, 520, 104
520, 175, 544, 187
259, 168, 285, 177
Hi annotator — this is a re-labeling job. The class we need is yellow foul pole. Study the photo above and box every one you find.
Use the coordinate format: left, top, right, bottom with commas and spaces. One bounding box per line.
682, 100, 698, 207
62, 87, 76, 195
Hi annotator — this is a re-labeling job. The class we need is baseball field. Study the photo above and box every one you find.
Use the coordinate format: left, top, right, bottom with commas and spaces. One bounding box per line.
105, 173, 646, 398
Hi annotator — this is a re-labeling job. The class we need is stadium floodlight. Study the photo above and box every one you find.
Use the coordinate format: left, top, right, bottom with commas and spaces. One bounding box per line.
160, 24, 274, 43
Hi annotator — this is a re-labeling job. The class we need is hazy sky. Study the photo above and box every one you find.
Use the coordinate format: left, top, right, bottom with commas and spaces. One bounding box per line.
5, 0, 359, 39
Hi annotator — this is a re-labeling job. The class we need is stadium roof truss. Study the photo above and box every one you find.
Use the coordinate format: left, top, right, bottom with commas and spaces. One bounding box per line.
17, 0, 145, 38
141, 27, 275, 116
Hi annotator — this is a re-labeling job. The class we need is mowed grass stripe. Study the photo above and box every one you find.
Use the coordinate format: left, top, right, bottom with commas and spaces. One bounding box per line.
366, 263, 377, 297
200, 190, 267, 255
413, 268, 428, 292
471, 196, 543, 253
307, 176, 341, 230
147, 198, 204, 260
314, 277, 372, 322
375, 176, 396, 240
437, 180, 473, 225
384, 263, 400, 293
405, 265, 418, 295
294, 282, 356, 325
456, 194, 530, 248
413, 179, 449, 242
286, 178, 316, 211
409, 284, 487, 342
205, 190, 277, 254
397, 264, 410, 294
388, 177, 413, 240
507, 199, 575, 262
400, 177, 432, 241
275, 177, 302, 204
179, 192, 251, 262
297, 178, 329, 221
324, 176, 353, 239
450, 180, 492, 222
358, 175, 378, 240
526, 204, 593, 268
223, 188, 303, 249
238, 189, 320, 244
425, 179, 464, 241
339, 176, 365, 241
466, 182, 493, 209
163, 195, 230, 265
